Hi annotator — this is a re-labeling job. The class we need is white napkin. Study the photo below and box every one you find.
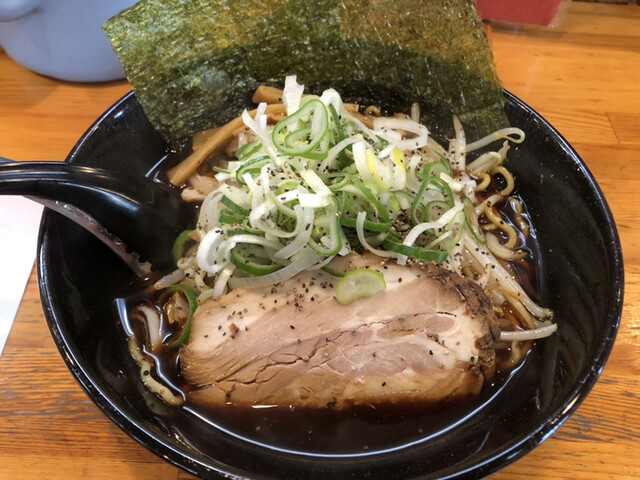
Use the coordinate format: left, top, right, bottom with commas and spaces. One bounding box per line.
0, 196, 43, 355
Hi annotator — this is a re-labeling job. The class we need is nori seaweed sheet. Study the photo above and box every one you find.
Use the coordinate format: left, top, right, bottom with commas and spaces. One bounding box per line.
103, 0, 508, 147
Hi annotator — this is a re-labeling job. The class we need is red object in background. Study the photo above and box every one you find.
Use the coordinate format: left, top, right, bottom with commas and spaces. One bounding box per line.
476, 0, 571, 26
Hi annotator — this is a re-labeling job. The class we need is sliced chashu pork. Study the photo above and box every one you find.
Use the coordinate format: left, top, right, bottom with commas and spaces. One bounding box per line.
180, 253, 499, 410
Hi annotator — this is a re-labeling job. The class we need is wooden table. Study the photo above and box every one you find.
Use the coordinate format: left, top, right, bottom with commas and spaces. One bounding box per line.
1, 2, 639, 478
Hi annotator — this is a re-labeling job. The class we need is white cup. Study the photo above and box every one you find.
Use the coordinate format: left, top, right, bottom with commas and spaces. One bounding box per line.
0, 0, 136, 83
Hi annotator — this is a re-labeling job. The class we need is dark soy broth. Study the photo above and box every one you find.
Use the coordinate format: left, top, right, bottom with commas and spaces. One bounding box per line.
179, 381, 512, 454
114, 157, 546, 454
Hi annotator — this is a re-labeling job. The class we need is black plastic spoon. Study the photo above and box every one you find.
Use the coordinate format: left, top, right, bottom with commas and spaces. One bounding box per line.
0, 157, 193, 275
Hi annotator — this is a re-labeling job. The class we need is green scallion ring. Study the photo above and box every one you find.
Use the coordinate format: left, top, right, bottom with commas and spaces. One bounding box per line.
157, 284, 198, 348
335, 268, 387, 305
172, 229, 195, 264
221, 195, 250, 217
382, 238, 449, 262
229, 246, 284, 276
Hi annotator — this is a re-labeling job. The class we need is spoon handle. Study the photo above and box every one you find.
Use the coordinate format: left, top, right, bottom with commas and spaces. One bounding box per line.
0, 158, 144, 198
0, 157, 186, 272
0, 158, 153, 276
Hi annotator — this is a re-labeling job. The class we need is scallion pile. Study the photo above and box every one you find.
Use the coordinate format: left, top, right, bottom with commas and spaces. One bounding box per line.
183, 77, 480, 295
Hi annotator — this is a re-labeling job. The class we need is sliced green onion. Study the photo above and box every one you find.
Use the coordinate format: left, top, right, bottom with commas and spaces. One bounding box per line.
422, 158, 453, 178
272, 99, 329, 158
340, 183, 391, 233
219, 210, 244, 225
226, 227, 264, 237
228, 250, 321, 290
172, 229, 195, 264
404, 201, 465, 249
327, 103, 353, 169
157, 285, 198, 348
274, 205, 315, 259
335, 268, 387, 305
230, 244, 284, 276
351, 177, 390, 223
221, 195, 250, 217
341, 216, 391, 233
382, 238, 449, 262
462, 197, 486, 244
427, 209, 466, 252
355, 211, 396, 258
411, 176, 453, 224
235, 155, 270, 185
424, 199, 453, 223
212, 166, 232, 175
307, 198, 342, 257
321, 266, 347, 277
236, 140, 262, 159
157, 284, 198, 316
324, 172, 351, 191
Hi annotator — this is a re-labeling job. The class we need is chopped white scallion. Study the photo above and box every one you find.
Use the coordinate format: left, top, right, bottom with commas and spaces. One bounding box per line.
282, 75, 305, 116
228, 249, 321, 289
274, 206, 315, 259
403, 201, 464, 248
242, 106, 279, 162
196, 229, 228, 275
372, 117, 429, 151
355, 211, 396, 259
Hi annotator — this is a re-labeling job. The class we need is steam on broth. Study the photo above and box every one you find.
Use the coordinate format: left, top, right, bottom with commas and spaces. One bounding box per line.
121, 78, 555, 450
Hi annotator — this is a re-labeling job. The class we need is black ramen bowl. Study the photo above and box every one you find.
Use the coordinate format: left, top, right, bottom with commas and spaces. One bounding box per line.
37, 90, 623, 479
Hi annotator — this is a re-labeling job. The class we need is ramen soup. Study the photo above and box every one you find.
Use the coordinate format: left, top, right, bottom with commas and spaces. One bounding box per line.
119, 79, 555, 454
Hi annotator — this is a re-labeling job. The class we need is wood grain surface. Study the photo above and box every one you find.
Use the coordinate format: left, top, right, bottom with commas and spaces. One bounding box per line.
1, 2, 639, 478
